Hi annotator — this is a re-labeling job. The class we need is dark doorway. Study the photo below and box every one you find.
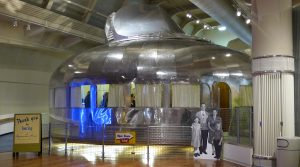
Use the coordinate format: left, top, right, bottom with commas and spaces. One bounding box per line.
212, 82, 231, 132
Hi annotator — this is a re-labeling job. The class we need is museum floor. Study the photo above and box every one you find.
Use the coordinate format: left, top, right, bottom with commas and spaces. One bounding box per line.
0, 152, 242, 167
0, 133, 243, 167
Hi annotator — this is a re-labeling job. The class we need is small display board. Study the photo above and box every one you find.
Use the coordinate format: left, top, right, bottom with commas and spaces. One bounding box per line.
13, 113, 42, 156
115, 131, 136, 144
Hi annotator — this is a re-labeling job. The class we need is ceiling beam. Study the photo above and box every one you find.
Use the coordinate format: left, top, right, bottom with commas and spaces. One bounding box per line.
60, 36, 82, 48
0, 0, 105, 43
25, 27, 46, 37
82, 0, 98, 23
42, 0, 54, 10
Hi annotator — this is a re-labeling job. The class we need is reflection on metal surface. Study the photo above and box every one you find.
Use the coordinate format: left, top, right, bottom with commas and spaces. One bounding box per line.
50, 4, 252, 145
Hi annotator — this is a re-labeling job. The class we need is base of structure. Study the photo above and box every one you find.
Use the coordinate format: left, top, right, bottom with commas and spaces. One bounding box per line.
252, 155, 276, 167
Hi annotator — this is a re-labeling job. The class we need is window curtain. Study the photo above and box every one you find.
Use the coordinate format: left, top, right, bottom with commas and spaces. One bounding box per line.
70, 87, 82, 108
135, 84, 162, 107
172, 84, 200, 107
107, 84, 125, 107
239, 85, 253, 106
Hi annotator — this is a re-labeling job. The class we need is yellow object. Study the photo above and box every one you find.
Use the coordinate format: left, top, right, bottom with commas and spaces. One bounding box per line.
13, 113, 41, 152
115, 131, 136, 144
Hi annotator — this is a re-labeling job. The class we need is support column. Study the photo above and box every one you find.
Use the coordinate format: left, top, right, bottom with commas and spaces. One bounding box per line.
252, 0, 294, 166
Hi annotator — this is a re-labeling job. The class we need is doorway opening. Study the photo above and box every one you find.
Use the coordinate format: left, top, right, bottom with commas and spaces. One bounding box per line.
212, 82, 231, 132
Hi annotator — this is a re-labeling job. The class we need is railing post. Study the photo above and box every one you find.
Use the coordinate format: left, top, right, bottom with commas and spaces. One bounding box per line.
48, 123, 51, 155
102, 123, 104, 161
249, 107, 253, 146
147, 126, 150, 162
64, 123, 68, 156
236, 108, 240, 144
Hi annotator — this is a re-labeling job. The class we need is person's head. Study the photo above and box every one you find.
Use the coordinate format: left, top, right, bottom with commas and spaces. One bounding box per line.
194, 117, 200, 123
131, 94, 135, 100
216, 123, 221, 130
201, 104, 206, 111
103, 92, 108, 99
213, 109, 218, 116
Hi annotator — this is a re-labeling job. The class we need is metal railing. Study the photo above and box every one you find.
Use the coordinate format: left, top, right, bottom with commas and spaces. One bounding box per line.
228, 106, 253, 146
49, 123, 193, 160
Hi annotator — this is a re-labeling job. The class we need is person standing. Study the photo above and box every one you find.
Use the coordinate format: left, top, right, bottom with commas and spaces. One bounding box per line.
208, 109, 222, 155
196, 104, 209, 154
213, 122, 223, 160
191, 117, 201, 158
84, 91, 91, 108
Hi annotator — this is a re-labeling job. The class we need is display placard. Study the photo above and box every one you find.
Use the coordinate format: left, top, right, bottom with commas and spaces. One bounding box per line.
115, 131, 136, 144
13, 113, 42, 153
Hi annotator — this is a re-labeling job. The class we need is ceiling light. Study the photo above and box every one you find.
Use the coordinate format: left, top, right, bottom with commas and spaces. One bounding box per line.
68, 64, 74, 67
186, 13, 192, 18
236, 9, 241, 17
211, 57, 215, 60
74, 71, 82, 74
246, 18, 251, 24
121, 76, 125, 79
218, 26, 226, 31
196, 20, 200, 24
13, 20, 18, 27
203, 24, 208, 29
225, 53, 231, 57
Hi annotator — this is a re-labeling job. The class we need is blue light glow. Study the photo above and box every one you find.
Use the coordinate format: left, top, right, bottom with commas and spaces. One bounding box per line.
92, 108, 112, 125
69, 82, 112, 136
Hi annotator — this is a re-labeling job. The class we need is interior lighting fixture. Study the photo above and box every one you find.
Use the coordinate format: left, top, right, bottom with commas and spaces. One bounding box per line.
121, 76, 125, 79
225, 53, 231, 57
68, 64, 74, 67
74, 71, 82, 74
196, 20, 200, 24
246, 18, 251, 24
236, 9, 241, 17
13, 20, 18, 27
211, 57, 215, 60
218, 26, 226, 31
203, 24, 208, 29
186, 13, 192, 19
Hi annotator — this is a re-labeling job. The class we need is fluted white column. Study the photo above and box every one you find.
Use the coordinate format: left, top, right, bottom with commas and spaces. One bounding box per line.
252, 0, 294, 166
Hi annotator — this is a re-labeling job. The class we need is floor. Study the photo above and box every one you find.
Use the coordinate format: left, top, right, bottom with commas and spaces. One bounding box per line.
0, 152, 242, 167
0, 134, 243, 167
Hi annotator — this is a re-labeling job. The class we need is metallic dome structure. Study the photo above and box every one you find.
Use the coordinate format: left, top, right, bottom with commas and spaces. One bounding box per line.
49, 4, 251, 142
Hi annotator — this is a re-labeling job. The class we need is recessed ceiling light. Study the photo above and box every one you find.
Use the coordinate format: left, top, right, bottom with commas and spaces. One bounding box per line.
196, 20, 200, 24
236, 10, 241, 17
13, 20, 18, 27
225, 53, 231, 57
246, 18, 251, 24
68, 64, 74, 67
211, 57, 215, 60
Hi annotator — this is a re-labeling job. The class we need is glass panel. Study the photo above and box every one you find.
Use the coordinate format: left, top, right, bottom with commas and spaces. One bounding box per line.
171, 84, 200, 107
201, 83, 210, 108
70, 86, 82, 108
81, 85, 90, 108
54, 87, 67, 108
97, 84, 109, 107
135, 84, 162, 107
